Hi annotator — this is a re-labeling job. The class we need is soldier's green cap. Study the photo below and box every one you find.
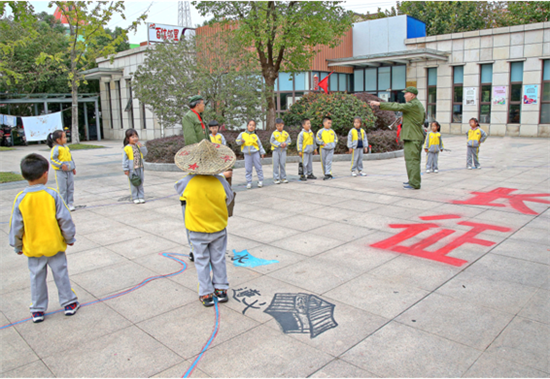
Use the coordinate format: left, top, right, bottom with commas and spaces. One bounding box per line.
402, 86, 418, 95
189, 95, 204, 103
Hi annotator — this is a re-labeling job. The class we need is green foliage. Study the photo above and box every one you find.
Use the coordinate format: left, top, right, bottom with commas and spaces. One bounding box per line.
0, 147, 15, 151
0, 172, 24, 183
193, 1, 354, 130
501, 2, 550, 25
67, 143, 104, 150
283, 92, 376, 136
133, 33, 264, 131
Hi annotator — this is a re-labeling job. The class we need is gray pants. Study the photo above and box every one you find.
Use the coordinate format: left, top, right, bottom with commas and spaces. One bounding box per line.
129, 168, 145, 200
467, 146, 480, 168
188, 229, 229, 296
272, 149, 287, 180
28, 252, 77, 312
55, 170, 74, 206
302, 152, 313, 176
427, 152, 439, 171
181, 206, 193, 255
244, 152, 263, 183
351, 148, 364, 172
320, 148, 334, 176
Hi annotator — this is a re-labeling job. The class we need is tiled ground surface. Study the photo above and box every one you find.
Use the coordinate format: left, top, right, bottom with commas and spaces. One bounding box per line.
1, 135, 548, 377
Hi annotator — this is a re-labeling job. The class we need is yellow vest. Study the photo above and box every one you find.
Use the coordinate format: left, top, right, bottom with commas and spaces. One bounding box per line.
427, 132, 441, 147
123, 144, 144, 160
351, 128, 365, 142
468, 128, 482, 143
271, 130, 290, 150
320, 129, 336, 144
302, 130, 314, 150
210, 134, 223, 144
51, 145, 73, 171
240, 132, 259, 152
14, 190, 67, 257
181, 176, 228, 233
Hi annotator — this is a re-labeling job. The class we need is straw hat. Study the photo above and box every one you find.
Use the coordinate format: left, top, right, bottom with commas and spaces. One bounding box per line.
174, 139, 236, 175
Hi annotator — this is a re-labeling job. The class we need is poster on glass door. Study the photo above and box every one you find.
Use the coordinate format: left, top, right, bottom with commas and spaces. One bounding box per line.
523, 85, 538, 105
464, 87, 477, 106
492, 86, 506, 105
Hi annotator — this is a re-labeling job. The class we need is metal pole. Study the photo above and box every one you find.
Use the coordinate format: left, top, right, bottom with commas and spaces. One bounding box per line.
7, 104, 10, 115
44, 102, 48, 114
83, 102, 89, 141
95, 100, 101, 141
34, 103, 38, 115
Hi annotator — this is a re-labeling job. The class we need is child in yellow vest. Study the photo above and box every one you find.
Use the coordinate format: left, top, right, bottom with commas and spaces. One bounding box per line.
316, 116, 338, 180
174, 140, 235, 307
466, 118, 487, 169
270, 118, 291, 184
47, 130, 76, 211
347, 116, 369, 177
424, 121, 443, 173
236, 120, 265, 189
208, 120, 227, 145
122, 129, 148, 203
297, 118, 318, 181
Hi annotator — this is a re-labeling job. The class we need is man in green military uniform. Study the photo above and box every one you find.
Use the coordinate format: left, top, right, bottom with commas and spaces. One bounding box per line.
182, 95, 209, 145
369, 87, 425, 190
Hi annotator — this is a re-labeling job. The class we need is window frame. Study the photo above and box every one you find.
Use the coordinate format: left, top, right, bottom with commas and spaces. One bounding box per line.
116, 81, 124, 129
427, 67, 437, 122
479, 64, 493, 124
508, 62, 523, 124
540, 60, 550, 124
452, 66, 464, 124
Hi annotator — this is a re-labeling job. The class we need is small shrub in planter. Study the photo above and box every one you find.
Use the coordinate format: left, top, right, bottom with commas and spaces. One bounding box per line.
354, 93, 398, 130
145, 135, 185, 163
367, 129, 404, 153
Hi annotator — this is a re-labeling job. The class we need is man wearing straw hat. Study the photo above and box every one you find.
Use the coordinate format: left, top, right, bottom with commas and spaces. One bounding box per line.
182, 95, 209, 145
174, 140, 235, 307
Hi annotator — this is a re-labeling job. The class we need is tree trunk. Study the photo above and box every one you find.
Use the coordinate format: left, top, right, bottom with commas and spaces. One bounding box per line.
264, 75, 277, 131
69, 28, 80, 144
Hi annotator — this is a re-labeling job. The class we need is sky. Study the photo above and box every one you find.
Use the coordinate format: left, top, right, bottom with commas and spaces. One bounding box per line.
26, 0, 397, 44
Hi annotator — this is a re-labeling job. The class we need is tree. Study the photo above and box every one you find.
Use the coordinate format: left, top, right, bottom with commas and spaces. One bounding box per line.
193, 1, 354, 131
37, 1, 146, 143
132, 32, 264, 134
501, 2, 550, 25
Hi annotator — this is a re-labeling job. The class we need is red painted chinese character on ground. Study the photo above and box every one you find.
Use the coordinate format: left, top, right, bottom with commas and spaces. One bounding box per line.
453, 187, 550, 215
370, 214, 511, 266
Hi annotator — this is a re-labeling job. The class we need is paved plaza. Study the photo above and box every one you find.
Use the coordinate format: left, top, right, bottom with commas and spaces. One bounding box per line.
1, 135, 549, 378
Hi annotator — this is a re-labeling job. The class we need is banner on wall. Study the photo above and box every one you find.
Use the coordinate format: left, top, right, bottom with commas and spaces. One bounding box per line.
464, 87, 477, 106
492, 86, 506, 105
523, 85, 538, 105
21, 112, 63, 142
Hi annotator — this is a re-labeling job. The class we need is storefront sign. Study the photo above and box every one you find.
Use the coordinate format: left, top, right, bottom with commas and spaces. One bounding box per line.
492, 86, 506, 105
523, 85, 538, 105
147, 23, 187, 43
464, 87, 477, 106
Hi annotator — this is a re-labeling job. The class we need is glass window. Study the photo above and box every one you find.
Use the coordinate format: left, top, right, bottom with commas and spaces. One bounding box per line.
510, 62, 524, 82
392, 66, 406, 90
294, 72, 306, 91
365, 68, 377, 91
280, 93, 290, 110
339, 73, 346, 92
330, 74, 338, 91
428, 87, 437, 103
510, 84, 522, 102
509, 104, 521, 123
453, 66, 464, 84
544, 60, 550, 81
541, 60, 550, 123
481, 64, 493, 83
354, 69, 364, 92
279, 72, 293, 91
274, 77, 278, 91
454, 86, 463, 103
320, 72, 328, 80
428, 68, 437, 86
347, 74, 353, 93
378, 67, 390, 91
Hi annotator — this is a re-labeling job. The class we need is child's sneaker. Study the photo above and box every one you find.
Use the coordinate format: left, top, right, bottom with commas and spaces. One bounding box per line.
359, 172, 367, 176
426, 169, 432, 173
258, 181, 263, 188
300, 175, 307, 181
282, 179, 289, 184
32, 312, 45, 323
214, 289, 228, 303
139, 199, 145, 204
351, 172, 357, 177
434, 169, 439, 173
274, 179, 281, 185
69, 205, 76, 211
323, 175, 330, 180
199, 294, 215, 307
246, 183, 252, 189
64, 302, 80, 316
133, 199, 140, 204
328, 174, 334, 179
307, 174, 317, 180
189, 252, 195, 262
467, 166, 472, 170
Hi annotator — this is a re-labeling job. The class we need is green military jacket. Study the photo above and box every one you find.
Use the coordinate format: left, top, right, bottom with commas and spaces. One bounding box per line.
182, 109, 209, 145
379, 97, 425, 141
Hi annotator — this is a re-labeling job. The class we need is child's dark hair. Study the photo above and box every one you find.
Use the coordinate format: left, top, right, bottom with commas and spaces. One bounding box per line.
323, 116, 332, 123
431, 121, 441, 132
353, 116, 362, 124
301, 118, 310, 126
275, 118, 284, 124
247, 119, 256, 126
46, 130, 64, 148
21, 153, 49, 181
469, 117, 479, 126
123, 129, 138, 146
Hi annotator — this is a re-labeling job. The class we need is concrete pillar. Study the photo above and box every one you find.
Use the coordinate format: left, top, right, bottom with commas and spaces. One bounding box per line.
95, 100, 101, 141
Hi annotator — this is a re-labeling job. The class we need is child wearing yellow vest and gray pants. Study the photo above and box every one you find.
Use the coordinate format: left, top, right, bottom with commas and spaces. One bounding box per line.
47, 130, 76, 211
347, 116, 369, 177
236, 120, 266, 189
9, 154, 80, 323
466, 118, 487, 169
297, 118, 317, 181
270, 118, 291, 184
122, 129, 148, 204
424, 121, 443, 173
174, 140, 235, 307
316, 116, 338, 180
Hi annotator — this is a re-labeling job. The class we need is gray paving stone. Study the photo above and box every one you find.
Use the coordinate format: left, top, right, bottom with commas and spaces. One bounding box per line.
490, 238, 550, 265
196, 324, 333, 378
309, 359, 379, 378
43, 325, 182, 377
485, 316, 549, 373
519, 289, 549, 324
1, 360, 54, 378
396, 292, 515, 350
151, 361, 210, 378
269, 232, 344, 257
309, 222, 375, 242
463, 353, 548, 378
65, 246, 127, 276
230, 222, 301, 244
104, 234, 179, 260
0, 313, 41, 373
509, 226, 550, 245
340, 321, 482, 377
237, 244, 307, 275
270, 214, 333, 232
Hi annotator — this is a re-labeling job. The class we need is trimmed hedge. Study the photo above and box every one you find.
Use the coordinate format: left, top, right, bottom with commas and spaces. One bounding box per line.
353, 93, 398, 130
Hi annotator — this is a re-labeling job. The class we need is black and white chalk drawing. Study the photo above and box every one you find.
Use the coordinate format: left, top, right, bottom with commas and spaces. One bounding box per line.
232, 287, 266, 315
263, 293, 338, 339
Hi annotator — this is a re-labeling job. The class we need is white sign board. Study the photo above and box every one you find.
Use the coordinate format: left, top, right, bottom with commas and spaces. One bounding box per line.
22, 112, 63, 142
464, 87, 477, 106
147, 23, 191, 43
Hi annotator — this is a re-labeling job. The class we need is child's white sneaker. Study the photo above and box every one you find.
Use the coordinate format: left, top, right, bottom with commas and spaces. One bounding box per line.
351, 172, 357, 177
246, 183, 252, 189
139, 199, 145, 203
69, 205, 76, 211
282, 179, 289, 183
434, 170, 439, 173
133, 199, 140, 204
467, 166, 472, 170
359, 172, 367, 176
426, 169, 432, 173
274, 179, 281, 184
258, 181, 263, 188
